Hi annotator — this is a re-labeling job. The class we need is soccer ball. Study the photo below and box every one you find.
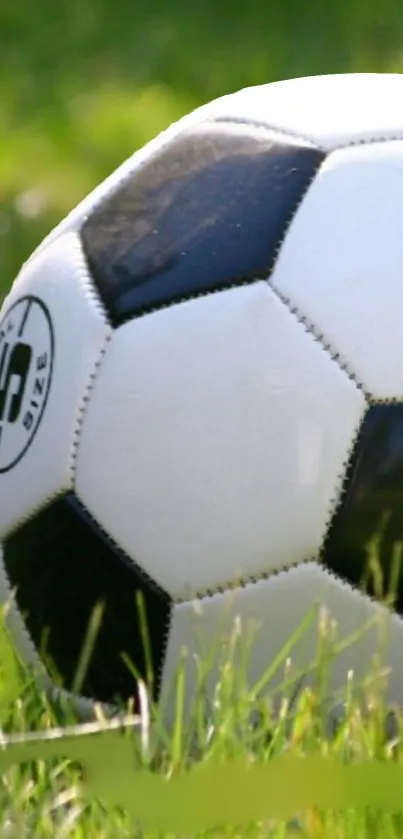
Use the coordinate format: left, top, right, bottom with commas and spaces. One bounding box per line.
2, 72, 403, 718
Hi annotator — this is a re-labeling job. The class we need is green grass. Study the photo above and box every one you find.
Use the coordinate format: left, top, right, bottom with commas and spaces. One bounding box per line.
1, 575, 403, 838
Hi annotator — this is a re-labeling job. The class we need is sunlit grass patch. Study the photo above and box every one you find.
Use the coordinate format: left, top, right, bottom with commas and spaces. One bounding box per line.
0, 544, 402, 838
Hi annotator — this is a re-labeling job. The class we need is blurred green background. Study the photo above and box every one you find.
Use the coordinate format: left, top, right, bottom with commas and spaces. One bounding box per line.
2, 0, 403, 302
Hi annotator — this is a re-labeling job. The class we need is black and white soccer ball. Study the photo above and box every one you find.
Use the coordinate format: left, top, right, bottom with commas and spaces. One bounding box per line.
2, 72, 403, 717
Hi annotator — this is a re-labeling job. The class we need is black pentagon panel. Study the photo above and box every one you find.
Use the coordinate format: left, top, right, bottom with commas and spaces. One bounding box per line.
322, 404, 403, 613
2, 494, 171, 706
81, 122, 325, 325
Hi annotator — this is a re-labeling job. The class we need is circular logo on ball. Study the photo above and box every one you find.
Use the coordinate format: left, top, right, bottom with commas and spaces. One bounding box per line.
0, 296, 54, 473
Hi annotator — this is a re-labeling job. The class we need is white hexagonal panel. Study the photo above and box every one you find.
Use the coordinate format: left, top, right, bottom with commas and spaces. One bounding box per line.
75, 281, 365, 599
206, 74, 403, 150
0, 232, 111, 535
161, 563, 403, 719
270, 141, 403, 400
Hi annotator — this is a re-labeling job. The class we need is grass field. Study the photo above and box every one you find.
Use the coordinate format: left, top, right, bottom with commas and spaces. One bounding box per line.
0, 579, 403, 837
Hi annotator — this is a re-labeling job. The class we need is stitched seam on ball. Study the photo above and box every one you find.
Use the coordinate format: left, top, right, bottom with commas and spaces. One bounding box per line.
173, 556, 319, 603
159, 608, 173, 703
267, 282, 403, 405
1, 489, 67, 540
176, 561, 399, 631
68, 237, 113, 484
212, 116, 321, 148
0, 243, 113, 556
82, 114, 321, 234
73, 494, 172, 703
70, 496, 173, 704
173, 413, 367, 606
68, 334, 112, 482
115, 152, 324, 327
173, 412, 367, 604
212, 116, 403, 151
116, 277, 262, 325
72, 495, 172, 601
318, 565, 403, 625
267, 282, 370, 397
319, 409, 367, 560
265, 286, 375, 555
